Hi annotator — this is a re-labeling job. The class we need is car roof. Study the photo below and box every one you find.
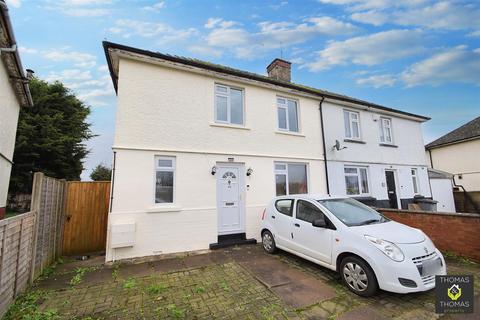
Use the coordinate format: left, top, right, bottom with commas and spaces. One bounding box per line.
274, 194, 347, 201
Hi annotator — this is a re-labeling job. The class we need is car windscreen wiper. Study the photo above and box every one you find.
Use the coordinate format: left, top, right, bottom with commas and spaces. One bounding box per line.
360, 219, 381, 225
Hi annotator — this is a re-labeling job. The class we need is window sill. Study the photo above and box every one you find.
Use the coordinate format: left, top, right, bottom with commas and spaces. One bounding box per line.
379, 143, 398, 148
275, 130, 305, 137
344, 139, 366, 144
210, 123, 250, 130
146, 205, 182, 213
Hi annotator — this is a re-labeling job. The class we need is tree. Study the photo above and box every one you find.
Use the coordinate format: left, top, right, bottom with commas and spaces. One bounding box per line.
90, 164, 112, 181
9, 78, 94, 193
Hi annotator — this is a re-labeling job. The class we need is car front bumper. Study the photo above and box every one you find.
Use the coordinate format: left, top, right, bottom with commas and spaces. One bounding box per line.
372, 246, 446, 294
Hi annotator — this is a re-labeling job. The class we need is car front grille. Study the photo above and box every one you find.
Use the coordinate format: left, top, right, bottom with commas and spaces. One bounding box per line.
412, 251, 437, 264
421, 275, 435, 285
412, 251, 442, 285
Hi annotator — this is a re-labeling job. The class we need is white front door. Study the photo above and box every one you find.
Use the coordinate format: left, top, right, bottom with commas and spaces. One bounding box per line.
216, 164, 245, 235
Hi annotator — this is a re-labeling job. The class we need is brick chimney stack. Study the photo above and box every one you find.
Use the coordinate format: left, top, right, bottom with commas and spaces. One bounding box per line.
267, 58, 291, 82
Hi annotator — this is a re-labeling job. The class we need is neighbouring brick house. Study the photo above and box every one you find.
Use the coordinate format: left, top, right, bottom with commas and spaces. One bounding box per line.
0, 0, 33, 218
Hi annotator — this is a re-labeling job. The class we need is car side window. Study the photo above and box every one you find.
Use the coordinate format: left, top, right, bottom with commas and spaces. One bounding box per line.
296, 200, 324, 223
275, 199, 293, 217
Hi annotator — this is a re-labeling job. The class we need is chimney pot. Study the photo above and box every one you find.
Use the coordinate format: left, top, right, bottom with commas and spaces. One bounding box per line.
267, 58, 291, 82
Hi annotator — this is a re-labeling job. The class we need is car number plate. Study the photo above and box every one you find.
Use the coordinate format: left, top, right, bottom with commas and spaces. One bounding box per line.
421, 258, 442, 276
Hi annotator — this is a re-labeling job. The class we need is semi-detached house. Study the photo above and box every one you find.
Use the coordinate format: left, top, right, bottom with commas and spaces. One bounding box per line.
103, 42, 431, 261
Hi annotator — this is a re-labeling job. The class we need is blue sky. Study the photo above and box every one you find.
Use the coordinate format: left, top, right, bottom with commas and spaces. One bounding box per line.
6, 0, 480, 180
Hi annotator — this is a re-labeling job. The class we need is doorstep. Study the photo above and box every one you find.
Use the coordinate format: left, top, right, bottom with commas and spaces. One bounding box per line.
209, 232, 257, 249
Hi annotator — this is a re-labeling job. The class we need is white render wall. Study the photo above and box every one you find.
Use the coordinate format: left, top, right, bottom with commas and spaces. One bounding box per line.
107, 149, 326, 261
0, 60, 21, 208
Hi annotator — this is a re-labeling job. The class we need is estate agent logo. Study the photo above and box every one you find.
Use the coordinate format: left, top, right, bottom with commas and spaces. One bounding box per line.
436, 275, 473, 314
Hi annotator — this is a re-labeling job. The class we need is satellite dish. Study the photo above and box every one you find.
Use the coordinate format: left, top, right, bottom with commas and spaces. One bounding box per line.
333, 140, 347, 151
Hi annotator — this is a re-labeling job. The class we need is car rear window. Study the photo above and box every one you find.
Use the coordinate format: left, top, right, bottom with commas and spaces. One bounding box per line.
275, 199, 293, 216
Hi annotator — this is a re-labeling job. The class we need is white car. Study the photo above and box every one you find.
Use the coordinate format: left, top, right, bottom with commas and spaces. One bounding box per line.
260, 194, 446, 296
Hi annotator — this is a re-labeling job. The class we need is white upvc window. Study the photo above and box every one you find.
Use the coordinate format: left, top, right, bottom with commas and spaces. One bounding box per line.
343, 110, 361, 139
215, 84, 244, 125
411, 168, 420, 194
275, 162, 308, 196
344, 166, 369, 196
277, 97, 299, 132
154, 156, 175, 204
379, 117, 393, 144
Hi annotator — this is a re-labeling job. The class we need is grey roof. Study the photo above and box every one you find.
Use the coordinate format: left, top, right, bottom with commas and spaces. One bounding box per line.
103, 41, 430, 121
426, 116, 480, 149
428, 168, 453, 179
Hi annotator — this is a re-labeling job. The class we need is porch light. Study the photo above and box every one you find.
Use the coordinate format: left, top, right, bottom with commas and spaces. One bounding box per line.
211, 166, 217, 175
246, 167, 253, 176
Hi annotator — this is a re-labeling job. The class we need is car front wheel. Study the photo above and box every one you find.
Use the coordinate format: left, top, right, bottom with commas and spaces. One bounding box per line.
262, 230, 277, 254
340, 256, 378, 297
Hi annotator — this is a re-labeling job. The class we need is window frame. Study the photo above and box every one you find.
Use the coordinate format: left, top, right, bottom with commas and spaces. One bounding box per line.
379, 117, 393, 144
343, 109, 361, 140
154, 156, 176, 205
411, 168, 420, 195
274, 162, 309, 196
344, 165, 370, 196
214, 83, 245, 126
277, 96, 299, 133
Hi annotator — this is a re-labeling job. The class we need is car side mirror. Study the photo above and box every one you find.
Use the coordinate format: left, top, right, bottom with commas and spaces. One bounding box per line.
312, 218, 327, 228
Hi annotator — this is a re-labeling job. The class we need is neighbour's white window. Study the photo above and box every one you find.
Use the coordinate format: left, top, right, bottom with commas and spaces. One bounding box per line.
155, 156, 175, 203
411, 168, 419, 194
275, 162, 308, 196
215, 84, 244, 125
277, 97, 299, 132
343, 110, 361, 139
379, 117, 393, 144
344, 166, 369, 195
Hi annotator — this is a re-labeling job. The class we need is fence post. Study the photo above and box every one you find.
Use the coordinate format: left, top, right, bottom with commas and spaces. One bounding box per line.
29, 172, 44, 283
57, 180, 67, 258
13, 218, 24, 297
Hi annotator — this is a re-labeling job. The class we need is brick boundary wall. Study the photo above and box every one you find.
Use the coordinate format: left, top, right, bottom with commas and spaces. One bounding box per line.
378, 208, 480, 262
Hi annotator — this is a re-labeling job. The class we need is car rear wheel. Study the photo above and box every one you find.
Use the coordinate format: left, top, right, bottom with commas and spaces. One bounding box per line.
262, 230, 277, 254
340, 256, 378, 297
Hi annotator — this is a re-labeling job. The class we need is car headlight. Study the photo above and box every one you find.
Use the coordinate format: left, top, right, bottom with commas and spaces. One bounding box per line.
365, 235, 405, 262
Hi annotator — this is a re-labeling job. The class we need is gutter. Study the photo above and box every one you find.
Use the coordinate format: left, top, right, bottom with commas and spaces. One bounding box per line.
0, 0, 33, 107
319, 97, 330, 195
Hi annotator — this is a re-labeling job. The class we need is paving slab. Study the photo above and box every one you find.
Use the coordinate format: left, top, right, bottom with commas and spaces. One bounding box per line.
116, 262, 154, 279
150, 257, 186, 273
271, 277, 336, 308
183, 253, 217, 268
337, 305, 388, 320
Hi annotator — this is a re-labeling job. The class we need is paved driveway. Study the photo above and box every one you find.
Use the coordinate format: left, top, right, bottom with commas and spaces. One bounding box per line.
5, 245, 480, 319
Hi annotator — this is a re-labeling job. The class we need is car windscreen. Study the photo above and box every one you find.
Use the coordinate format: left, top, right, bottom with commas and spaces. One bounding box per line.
317, 198, 388, 227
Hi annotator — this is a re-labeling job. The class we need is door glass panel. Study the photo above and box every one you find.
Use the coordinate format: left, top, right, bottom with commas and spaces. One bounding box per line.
230, 88, 243, 125
276, 174, 287, 196
278, 107, 287, 129
287, 100, 298, 132
296, 200, 323, 223
216, 95, 228, 122
288, 164, 307, 194
275, 199, 293, 217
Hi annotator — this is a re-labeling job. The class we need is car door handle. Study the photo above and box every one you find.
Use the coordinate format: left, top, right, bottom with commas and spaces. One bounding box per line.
271, 216, 276, 219
294, 223, 300, 227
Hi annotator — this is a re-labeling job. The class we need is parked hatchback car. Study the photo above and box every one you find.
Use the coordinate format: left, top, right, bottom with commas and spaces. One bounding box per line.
261, 195, 446, 296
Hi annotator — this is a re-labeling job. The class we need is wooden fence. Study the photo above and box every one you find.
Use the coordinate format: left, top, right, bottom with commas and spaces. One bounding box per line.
0, 173, 66, 318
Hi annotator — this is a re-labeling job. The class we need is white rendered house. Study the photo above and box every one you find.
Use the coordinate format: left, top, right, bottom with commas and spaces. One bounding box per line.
0, 1, 33, 218
103, 42, 432, 261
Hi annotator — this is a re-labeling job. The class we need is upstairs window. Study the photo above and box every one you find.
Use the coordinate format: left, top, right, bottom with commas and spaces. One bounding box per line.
344, 166, 369, 196
411, 168, 419, 194
275, 162, 308, 196
155, 156, 175, 203
379, 117, 393, 144
277, 97, 299, 132
215, 84, 244, 125
343, 110, 361, 139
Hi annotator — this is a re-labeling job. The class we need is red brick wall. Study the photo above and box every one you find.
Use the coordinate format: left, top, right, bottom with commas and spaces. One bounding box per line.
378, 209, 480, 262
0, 207, 5, 220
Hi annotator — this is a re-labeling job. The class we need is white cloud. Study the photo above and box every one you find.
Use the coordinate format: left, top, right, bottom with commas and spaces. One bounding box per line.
200, 16, 357, 59
44, 0, 113, 17
109, 19, 198, 43
350, 10, 388, 26
356, 74, 397, 87
401, 46, 480, 86
6, 0, 22, 8
97, 64, 109, 73
188, 45, 223, 58
143, 1, 165, 12
318, 0, 428, 11
43, 49, 96, 68
18, 46, 38, 54
45, 69, 93, 82
62, 8, 111, 17
306, 29, 425, 71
